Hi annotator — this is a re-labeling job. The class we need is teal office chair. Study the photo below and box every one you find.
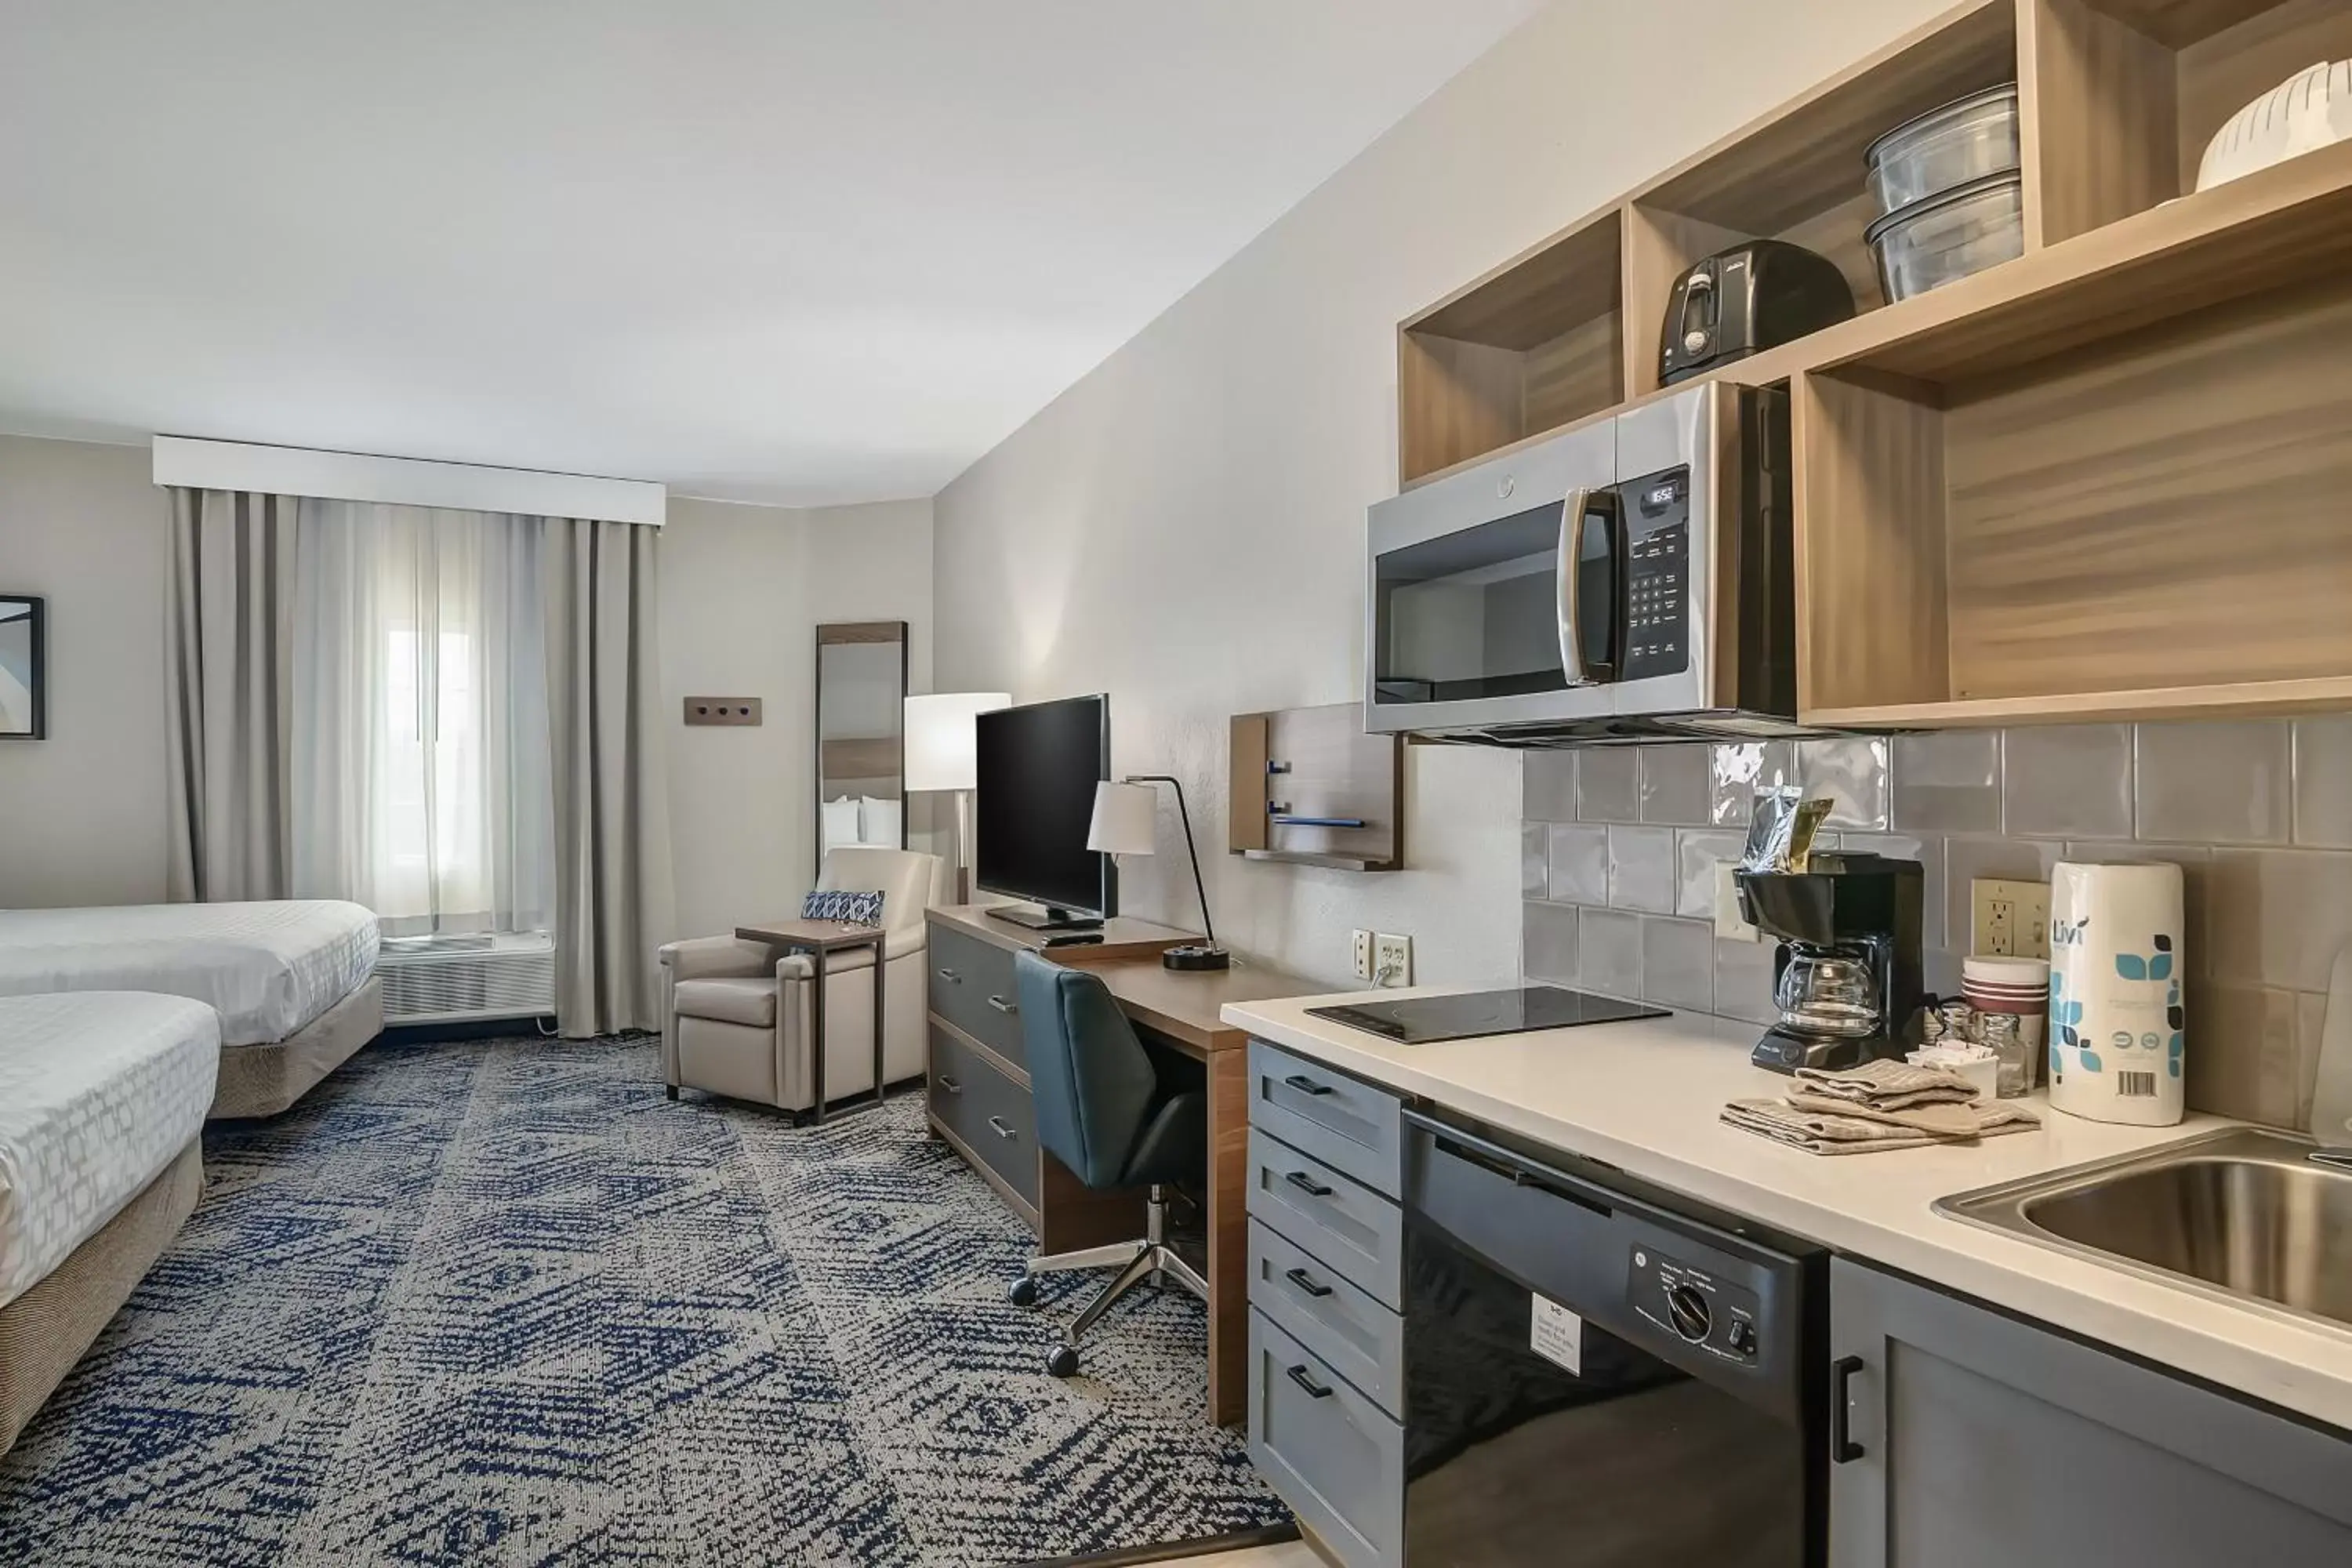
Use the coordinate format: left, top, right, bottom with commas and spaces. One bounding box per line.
1006, 950, 1207, 1377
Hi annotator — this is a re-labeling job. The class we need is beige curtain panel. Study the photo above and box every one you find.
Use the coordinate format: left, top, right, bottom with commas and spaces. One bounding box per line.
165, 488, 301, 903
540, 515, 675, 1036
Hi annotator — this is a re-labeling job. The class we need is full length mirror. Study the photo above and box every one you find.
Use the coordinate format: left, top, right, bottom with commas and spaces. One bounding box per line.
815, 621, 909, 866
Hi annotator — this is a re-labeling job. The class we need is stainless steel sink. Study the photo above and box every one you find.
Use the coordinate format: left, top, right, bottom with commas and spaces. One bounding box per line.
1937, 1128, 2352, 1336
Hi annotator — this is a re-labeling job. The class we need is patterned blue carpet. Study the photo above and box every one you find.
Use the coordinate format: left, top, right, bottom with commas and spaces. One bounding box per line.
0, 1033, 1285, 1565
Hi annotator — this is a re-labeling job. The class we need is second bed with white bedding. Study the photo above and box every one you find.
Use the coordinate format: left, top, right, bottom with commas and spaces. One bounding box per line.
0, 901, 380, 1047
0, 992, 219, 1308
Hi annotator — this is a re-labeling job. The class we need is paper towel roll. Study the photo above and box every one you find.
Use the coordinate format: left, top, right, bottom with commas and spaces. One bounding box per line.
2048, 861, 2187, 1127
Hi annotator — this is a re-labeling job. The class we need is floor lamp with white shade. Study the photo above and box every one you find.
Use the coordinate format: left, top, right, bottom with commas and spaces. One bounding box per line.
903, 691, 1011, 903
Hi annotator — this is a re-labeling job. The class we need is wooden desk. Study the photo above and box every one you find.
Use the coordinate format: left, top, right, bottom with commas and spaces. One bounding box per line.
921, 905, 1316, 1427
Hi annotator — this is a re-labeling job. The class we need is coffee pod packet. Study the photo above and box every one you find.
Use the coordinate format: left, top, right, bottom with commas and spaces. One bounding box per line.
1742, 786, 1835, 873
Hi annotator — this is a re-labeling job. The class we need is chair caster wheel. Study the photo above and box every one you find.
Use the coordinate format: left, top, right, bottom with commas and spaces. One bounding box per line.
1047, 1344, 1080, 1378
1009, 1275, 1039, 1308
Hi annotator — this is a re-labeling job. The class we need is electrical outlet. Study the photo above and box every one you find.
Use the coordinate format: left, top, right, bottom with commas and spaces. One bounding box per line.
1374, 932, 1413, 989
1970, 878, 2051, 960
1714, 861, 1761, 942
1351, 928, 1374, 983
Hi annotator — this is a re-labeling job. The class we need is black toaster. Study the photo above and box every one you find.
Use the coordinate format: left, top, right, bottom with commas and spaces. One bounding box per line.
1658, 240, 1854, 386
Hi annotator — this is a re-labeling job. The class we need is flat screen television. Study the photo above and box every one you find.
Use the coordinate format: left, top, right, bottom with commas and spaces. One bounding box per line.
975, 694, 1116, 929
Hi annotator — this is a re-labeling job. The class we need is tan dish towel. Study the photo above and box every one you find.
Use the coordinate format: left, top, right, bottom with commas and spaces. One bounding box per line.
1722, 1098, 1946, 1155
1791, 1058, 1980, 1110
1723, 1060, 2042, 1155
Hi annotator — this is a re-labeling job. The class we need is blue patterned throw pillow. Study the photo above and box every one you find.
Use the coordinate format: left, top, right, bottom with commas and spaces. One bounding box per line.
802, 889, 885, 927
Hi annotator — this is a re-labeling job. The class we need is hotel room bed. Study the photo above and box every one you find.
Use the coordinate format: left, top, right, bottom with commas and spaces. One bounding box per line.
0, 991, 218, 1455
0, 901, 383, 1118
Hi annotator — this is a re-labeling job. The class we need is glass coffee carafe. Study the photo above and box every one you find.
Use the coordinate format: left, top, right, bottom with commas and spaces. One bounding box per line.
1773, 941, 1884, 1038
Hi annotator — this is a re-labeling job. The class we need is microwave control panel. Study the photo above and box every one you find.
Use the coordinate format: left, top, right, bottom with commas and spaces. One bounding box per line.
1621, 466, 1691, 681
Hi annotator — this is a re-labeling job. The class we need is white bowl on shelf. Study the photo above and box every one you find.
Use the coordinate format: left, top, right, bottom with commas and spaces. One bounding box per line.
2197, 59, 2352, 193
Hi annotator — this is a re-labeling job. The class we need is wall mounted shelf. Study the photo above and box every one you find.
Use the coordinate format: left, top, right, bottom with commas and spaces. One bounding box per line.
1229, 704, 1403, 872
1393, 0, 2352, 731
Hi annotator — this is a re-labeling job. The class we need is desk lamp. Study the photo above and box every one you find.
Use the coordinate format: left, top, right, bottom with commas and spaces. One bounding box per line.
1087, 777, 1229, 971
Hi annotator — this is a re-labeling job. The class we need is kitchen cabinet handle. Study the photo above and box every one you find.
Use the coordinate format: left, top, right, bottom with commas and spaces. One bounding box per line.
937, 1076, 962, 1095
1283, 1170, 1334, 1199
1284, 1266, 1334, 1299
1286, 1364, 1334, 1399
936, 967, 961, 983
986, 995, 1018, 1015
987, 1116, 1018, 1142
1832, 1355, 1866, 1463
1282, 1073, 1334, 1098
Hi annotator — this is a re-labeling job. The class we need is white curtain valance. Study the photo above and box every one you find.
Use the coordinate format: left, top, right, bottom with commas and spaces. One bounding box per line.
151, 436, 665, 527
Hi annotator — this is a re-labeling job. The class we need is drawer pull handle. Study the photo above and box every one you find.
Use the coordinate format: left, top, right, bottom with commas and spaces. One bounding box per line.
1283, 1170, 1334, 1199
936, 967, 962, 983
937, 1076, 963, 1095
1285, 1266, 1334, 1299
986, 995, 1019, 1015
1286, 1363, 1334, 1399
988, 1116, 1018, 1142
1283, 1073, 1334, 1098
1832, 1356, 1866, 1463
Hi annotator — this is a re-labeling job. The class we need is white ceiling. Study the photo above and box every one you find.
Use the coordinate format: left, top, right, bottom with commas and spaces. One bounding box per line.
0, 2, 1540, 506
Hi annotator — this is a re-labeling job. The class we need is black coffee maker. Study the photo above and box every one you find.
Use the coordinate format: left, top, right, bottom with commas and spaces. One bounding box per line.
1735, 852, 1926, 1073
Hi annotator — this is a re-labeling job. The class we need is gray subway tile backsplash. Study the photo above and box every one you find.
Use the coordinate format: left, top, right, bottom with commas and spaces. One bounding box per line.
1526, 750, 1577, 824
1548, 823, 1609, 906
1606, 825, 1677, 914
2002, 724, 2132, 839
1797, 736, 1889, 830
1639, 744, 1712, 826
1889, 731, 2002, 834
1523, 901, 1580, 985
1578, 748, 1641, 823
1520, 824, 1549, 899
1525, 719, 2352, 1131
1641, 917, 1715, 1013
2134, 720, 2291, 845
1579, 907, 1643, 1000
2292, 717, 2352, 848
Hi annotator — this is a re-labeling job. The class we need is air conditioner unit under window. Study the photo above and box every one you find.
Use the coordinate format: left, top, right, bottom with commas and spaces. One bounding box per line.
375, 931, 557, 1024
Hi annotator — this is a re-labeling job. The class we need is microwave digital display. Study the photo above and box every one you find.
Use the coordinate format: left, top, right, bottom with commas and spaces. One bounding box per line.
1621, 465, 1691, 684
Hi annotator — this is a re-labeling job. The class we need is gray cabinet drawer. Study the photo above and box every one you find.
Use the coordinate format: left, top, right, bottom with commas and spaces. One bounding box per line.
928, 923, 1023, 1066
1247, 1128, 1403, 1310
1248, 1039, 1401, 1197
930, 1023, 1036, 1209
1249, 1220, 1403, 1419
1249, 1309, 1403, 1568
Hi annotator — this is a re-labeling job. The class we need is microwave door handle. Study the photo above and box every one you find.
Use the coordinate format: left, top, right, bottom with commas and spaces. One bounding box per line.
1573, 488, 1624, 684
1555, 489, 1592, 687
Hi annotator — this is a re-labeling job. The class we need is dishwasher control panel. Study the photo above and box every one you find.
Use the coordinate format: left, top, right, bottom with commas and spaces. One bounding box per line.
1631, 1245, 1763, 1363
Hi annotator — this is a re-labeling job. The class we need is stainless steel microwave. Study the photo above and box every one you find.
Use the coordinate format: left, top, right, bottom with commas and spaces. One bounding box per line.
1363, 380, 1803, 746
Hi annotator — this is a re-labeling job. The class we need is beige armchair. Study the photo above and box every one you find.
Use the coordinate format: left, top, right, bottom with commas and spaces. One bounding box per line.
659, 846, 947, 1116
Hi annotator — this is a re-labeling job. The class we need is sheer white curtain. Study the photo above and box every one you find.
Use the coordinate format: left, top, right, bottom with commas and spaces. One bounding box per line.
292, 501, 556, 938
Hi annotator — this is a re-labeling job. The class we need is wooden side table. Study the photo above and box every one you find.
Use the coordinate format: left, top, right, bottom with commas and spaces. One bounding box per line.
734, 918, 887, 1124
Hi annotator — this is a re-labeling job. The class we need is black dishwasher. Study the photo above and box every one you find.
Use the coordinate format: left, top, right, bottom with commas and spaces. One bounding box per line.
1400, 1108, 1827, 1566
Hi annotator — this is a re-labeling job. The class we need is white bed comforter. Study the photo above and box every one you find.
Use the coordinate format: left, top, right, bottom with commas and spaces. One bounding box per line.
0, 992, 220, 1307
0, 901, 380, 1047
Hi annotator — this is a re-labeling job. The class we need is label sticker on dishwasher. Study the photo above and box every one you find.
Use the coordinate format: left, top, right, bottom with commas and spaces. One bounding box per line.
1530, 1294, 1584, 1376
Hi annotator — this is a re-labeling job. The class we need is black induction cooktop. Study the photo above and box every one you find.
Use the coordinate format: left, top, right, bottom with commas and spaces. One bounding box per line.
1306, 985, 1668, 1044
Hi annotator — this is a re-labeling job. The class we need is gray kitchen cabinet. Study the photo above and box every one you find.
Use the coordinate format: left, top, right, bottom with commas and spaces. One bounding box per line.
1831, 1258, 2352, 1567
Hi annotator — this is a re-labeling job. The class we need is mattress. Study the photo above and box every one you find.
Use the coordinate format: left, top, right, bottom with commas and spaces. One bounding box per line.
0, 900, 380, 1047
0, 992, 220, 1308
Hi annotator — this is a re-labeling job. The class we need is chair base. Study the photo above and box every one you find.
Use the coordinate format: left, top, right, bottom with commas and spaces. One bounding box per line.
1013, 1184, 1207, 1377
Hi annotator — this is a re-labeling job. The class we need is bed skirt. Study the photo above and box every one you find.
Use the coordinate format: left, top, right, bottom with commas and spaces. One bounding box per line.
208, 975, 384, 1120
0, 1138, 203, 1457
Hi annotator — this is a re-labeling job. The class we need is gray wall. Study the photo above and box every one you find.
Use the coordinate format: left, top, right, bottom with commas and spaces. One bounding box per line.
0, 434, 171, 907
1523, 724, 2352, 1131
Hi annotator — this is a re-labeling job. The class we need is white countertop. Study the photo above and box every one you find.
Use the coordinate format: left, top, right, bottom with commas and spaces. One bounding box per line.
1225, 985, 2352, 1434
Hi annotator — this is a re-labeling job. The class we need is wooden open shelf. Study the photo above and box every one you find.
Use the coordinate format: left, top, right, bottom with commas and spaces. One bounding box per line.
1229, 704, 1403, 871
1393, 0, 2352, 730
1399, 206, 1623, 484
1798, 258, 2352, 727
2024, 0, 2352, 245
1624, 0, 2017, 401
